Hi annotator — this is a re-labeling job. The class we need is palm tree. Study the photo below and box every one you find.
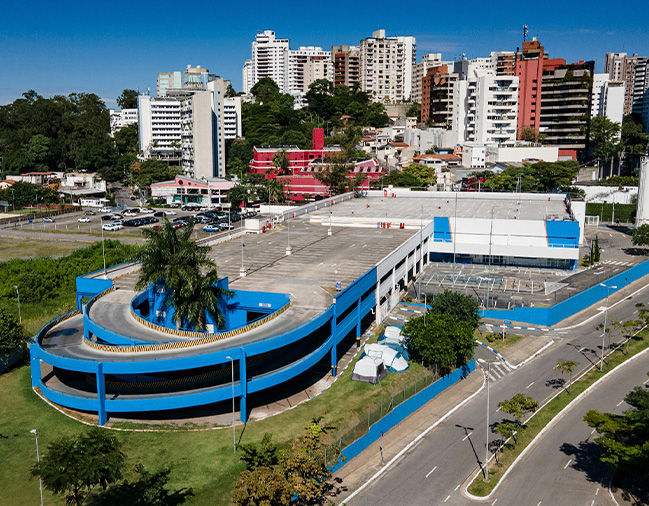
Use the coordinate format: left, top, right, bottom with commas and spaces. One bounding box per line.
136, 221, 232, 331
554, 361, 577, 393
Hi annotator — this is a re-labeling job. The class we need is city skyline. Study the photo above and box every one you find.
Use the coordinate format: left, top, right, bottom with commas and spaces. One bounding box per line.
2, 0, 649, 107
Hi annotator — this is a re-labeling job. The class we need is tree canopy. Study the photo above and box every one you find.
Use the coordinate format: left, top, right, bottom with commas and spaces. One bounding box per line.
632, 224, 649, 247
584, 382, 649, 478
116, 89, 138, 110
401, 313, 474, 375
32, 428, 125, 506
0, 306, 22, 354
429, 289, 481, 330
471, 161, 580, 193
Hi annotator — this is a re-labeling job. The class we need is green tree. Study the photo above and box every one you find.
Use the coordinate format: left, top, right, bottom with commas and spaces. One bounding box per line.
313, 153, 353, 196
85, 464, 193, 506
518, 125, 538, 142
496, 420, 519, 446
114, 123, 139, 156
498, 394, 539, 427
406, 102, 420, 119
31, 428, 125, 506
232, 466, 290, 506
593, 235, 601, 262
632, 224, 649, 247
136, 221, 233, 330
584, 383, 649, 478
428, 289, 481, 330
402, 163, 437, 188
554, 361, 577, 392
272, 150, 290, 175
131, 159, 177, 187
266, 178, 285, 203
0, 306, 22, 354
590, 116, 622, 178
116, 89, 138, 110
239, 433, 280, 471
401, 313, 474, 375
621, 115, 649, 171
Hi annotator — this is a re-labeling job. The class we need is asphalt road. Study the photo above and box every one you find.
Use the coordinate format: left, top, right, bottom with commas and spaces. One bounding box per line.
346, 281, 649, 506
489, 348, 649, 506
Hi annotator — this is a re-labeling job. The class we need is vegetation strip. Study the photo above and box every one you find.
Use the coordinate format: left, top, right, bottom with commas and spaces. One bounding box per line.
467, 329, 649, 497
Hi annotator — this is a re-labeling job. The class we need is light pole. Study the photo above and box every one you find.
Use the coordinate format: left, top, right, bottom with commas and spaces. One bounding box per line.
286, 216, 292, 255
600, 283, 617, 371
328, 211, 332, 236
30, 429, 43, 506
13, 285, 22, 325
11, 188, 15, 212
225, 356, 236, 453
101, 219, 107, 277
239, 230, 246, 277
477, 359, 495, 482
423, 293, 427, 325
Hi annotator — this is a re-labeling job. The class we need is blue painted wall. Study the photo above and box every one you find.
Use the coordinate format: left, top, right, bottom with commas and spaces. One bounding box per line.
483, 259, 649, 325
331, 360, 475, 473
545, 220, 579, 248
433, 217, 452, 243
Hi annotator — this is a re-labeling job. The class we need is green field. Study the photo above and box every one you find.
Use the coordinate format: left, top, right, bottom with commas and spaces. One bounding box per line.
585, 202, 636, 223
0, 325, 441, 505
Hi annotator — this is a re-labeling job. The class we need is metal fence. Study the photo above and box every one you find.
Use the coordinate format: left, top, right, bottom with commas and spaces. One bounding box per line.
324, 367, 438, 450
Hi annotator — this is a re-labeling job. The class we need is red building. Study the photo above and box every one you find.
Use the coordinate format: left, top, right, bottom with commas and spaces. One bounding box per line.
249, 128, 384, 201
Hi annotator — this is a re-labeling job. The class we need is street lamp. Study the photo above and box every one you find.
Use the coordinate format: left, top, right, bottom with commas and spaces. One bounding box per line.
477, 359, 496, 482
599, 283, 617, 371
225, 356, 236, 453
101, 219, 107, 277
328, 211, 332, 236
13, 285, 21, 325
239, 229, 246, 277
286, 216, 292, 256
30, 429, 43, 506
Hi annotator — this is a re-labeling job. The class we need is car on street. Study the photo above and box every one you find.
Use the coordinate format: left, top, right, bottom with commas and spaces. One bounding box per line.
102, 221, 123, 231
84, 210, 95, 216
164, 210, 177, 216
77, 217, 91, 223
140, 208, 155, 214
202, 225, 221, 232
42, 216, 55, 223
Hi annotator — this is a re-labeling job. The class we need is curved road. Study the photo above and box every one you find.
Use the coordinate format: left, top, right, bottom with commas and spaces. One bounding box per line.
345, 280, 649, 506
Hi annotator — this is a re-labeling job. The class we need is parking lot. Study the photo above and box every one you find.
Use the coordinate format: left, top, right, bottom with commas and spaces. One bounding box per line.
0, 205, 255, 241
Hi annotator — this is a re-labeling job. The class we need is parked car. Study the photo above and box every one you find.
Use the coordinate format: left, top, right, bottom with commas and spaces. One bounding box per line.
101, 214, 114, 221
99, 207, 113, 213
102, 222, 123, 231
123, 209, 139, 217
77, 217, 91, 223
84, 210, 95, 216
140, 208, 155, 214
202, 225, 221, 232
164, 210, 177, 216
42, 216, 55, 223
153, 211, 166, 218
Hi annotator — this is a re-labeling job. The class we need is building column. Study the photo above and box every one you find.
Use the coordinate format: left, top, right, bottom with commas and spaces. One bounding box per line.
374, 284, 381, 324
330, 302, 337, 376
239, 350, 247, 423
29, 345, 40, 388
96, 363, 107, 426
356, 298, 362, 347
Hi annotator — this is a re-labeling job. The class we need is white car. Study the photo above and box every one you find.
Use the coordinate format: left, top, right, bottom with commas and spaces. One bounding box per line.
99, 207, 113, 213
102, 222, 123, 231
123, 210, 138, 217
164, 210, 177, 216
140, 208, 155, 214
77, 217, 91, 223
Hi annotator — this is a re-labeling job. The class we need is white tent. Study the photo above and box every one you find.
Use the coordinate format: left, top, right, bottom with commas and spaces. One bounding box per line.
365, 343, 409, 373
383, 326, 405, 346
352, 356, 387, 384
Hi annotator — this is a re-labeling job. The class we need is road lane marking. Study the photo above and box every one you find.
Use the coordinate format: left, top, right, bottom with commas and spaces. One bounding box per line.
616, 400, 624, 407
496, 407, 501, 412
590, 500, 595, 506
536, 502, 542, 506
444, 495, 451, 502
591, 428, 596, 435
492, 500, 498, 505
564, 459, 572, 469
526, 382, 534, 389
596, 487, 599, 495
426, 466, 437, 478
454, 484, 460, 491
462, 431, 473, 441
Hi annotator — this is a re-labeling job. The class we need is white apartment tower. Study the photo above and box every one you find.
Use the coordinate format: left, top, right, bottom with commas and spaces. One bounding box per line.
464, 72, 519, 146
592, 74, 625, 128
137, 95, 182, 159
288, 46, 333, 93
242, 59, 253, 94
251, 30, 290, 93
359, 29, 416, 102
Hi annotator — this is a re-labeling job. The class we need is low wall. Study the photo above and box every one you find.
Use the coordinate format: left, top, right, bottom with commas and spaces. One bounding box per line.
332, 360, 475, 473
482, 259, 649, 326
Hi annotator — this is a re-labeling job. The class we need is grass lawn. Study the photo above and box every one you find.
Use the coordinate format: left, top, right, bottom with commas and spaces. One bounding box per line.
0, 239, 82, 262
482, 333, 527, 354
468, 330, 649, 497
0, 324, 438, 505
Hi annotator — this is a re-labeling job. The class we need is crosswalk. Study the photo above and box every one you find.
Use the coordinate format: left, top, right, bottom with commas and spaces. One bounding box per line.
603, 260, 635, 267
483, 361, 511, 383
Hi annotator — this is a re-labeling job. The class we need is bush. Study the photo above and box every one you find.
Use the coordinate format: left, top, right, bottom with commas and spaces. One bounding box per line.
0, 307, 22, 354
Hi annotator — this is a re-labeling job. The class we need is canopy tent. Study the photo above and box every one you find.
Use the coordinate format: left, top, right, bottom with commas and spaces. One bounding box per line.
352, 356, 387, 384
365, 343, 409, 373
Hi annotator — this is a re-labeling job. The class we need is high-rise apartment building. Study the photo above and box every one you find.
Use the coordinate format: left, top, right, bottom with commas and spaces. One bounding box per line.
137, 96, 182, 159
288, 46, 333, 93
411, 53, 444, 104
332, 45, 360, 88
605, 52, 649, 123
359, 29, 416, 102
157, 65, 216, 97
539, 60, 595, 151
242, 59, 253, 94
592, 74, 625, 127
251, 30, 290, 93
420, 64, 457, 126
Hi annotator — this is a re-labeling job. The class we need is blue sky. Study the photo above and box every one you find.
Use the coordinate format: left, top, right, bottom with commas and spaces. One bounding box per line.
1, 0, 648, 107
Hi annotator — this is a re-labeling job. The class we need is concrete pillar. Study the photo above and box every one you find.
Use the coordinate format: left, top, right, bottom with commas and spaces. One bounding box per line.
374, 284, 381, 324
96, 363, 107, 426
239, 350, 247, 423
29, 344, 40, 388
356, 298, 362, 347
330, 302, 337, 376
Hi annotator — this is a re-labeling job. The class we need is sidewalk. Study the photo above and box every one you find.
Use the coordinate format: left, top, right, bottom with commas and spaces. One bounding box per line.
332, 370, 483, 503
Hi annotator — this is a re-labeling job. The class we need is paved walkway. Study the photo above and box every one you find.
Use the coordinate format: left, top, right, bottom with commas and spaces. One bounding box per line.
332, 370, 483, 503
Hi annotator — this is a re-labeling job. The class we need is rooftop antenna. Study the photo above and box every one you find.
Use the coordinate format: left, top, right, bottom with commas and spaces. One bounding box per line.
523, 24, 528, 42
